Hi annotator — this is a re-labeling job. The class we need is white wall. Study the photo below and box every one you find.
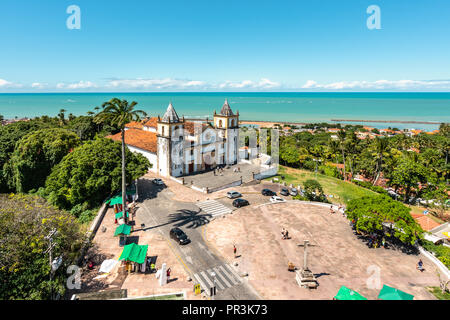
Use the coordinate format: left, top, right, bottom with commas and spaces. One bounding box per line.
127, 145, 157, 172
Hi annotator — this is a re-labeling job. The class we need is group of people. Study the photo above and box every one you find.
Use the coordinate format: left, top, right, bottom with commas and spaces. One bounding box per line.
281, 228, 289, 240
329, 205, 346, 216
214, 167, 225, 176
367, 233, 386, 249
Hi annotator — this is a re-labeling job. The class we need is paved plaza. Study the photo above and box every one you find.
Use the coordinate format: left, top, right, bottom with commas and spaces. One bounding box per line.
182, 162, 264, 190
204, 201, 441, 300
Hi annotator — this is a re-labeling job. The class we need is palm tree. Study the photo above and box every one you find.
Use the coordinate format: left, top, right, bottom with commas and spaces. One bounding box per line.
94, 98, 147, 223
337, 129, 347, 180
58, 109, 67, 125
372, 137, 389, 186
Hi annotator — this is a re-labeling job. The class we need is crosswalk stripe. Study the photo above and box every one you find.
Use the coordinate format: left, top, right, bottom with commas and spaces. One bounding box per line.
220, 265, 240, 285
197, 200, 232, 217
193, 273, 209, 293
213, 266, 231, 288
209, 269, 226, 290
224, 264, 242, 283
200, 271, 214, 288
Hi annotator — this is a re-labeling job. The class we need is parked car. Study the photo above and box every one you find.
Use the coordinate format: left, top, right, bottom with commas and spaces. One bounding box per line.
280, 188, 290, 196
233, 198, 249, 208
270, 196, 286, 203
152, 178, 164, 185
262, 189, 276, 196
289, 188, 298, 196
169, 227, 190, 245
227, 191, 242, 199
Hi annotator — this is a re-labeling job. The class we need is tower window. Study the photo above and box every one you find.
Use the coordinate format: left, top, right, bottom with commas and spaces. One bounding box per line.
219, 120, 223, 127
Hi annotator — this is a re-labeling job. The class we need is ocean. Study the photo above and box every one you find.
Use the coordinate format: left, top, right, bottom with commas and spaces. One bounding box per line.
0, 92, 449, 130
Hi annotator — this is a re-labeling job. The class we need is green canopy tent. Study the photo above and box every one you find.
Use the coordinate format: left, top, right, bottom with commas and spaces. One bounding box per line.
114, 224, 132, 237
334, 286, 368, 300
115, 211, 129, 220
119, 243, 148, 264
108, 196, 123, 206
378, 285, 414, 300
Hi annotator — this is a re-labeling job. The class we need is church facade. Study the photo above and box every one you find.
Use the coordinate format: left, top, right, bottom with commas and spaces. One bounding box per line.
107, 100, 240, 177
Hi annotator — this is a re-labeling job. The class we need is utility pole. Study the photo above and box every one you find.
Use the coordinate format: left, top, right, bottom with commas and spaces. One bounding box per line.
45, 228, 58, 300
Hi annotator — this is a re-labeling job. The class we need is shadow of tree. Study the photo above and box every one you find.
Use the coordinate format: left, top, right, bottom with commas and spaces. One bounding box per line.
168, 208, 212, 229
136, 178, 167, 202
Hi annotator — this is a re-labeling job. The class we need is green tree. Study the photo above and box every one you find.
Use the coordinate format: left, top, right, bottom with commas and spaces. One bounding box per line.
45, 138, 150, 210
337, 130, 347, 180
57, 109, 66, 126
5, 128, 80, 193
372, 137, 389, 186
390, 155, 429, 202
346, 195, 423, 245
302, 179, 328, 202
0, 194, 85, 299
94, 99, 147, 222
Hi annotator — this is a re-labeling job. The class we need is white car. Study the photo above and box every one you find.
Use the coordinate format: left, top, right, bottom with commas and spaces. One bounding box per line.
227, 191, 242, 199
152, 178, 164, 185
270, 196, 286, 203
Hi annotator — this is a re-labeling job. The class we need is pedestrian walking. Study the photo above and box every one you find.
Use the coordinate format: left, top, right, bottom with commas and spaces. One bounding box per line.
233, 244, 237, 258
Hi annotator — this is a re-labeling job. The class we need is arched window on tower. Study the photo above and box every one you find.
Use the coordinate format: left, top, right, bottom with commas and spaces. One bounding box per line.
162, 126, 165, 136
219, 120, 223, 127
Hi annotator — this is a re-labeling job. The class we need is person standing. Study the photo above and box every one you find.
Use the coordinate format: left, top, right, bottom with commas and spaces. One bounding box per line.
167, 268, 171, 282
233, 244, 237, 258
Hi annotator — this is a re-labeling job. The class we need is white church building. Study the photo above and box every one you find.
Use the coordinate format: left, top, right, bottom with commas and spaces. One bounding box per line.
107, 100, 240, 177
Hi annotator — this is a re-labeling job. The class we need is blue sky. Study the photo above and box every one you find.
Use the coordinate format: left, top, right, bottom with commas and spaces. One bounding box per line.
1, 0, 450, 92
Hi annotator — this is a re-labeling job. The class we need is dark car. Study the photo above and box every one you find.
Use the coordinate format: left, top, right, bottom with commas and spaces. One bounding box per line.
280, 188, 289, 196
261, 189, 276, 196
169, 227, 190, 245
233, 198, 249, 208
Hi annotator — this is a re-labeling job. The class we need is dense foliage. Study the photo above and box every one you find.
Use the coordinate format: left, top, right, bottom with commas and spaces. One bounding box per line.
4, 128, 80, 193
44, 138, 150, 210
346, 195, 423, 245
420, 239, 450, 269
0, 194, 85, 300
272, 123, 449, 215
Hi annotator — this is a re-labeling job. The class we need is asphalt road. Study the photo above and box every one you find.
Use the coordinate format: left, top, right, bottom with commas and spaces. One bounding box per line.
135, 178, 261, 300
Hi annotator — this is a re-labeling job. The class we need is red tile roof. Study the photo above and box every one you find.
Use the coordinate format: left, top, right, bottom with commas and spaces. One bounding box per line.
125, 121, 144, 130
107, 128, 157, 153
411, 214, 441, 231
143, 117, 158, 128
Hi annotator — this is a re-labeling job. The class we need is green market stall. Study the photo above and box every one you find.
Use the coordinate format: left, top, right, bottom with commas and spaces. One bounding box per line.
334, 286, 367, 300
378, 285, 414, 300
119, 243, 149, 273
114, 224, 132, 247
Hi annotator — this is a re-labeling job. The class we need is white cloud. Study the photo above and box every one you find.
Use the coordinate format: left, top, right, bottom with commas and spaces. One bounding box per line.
107, 78, 205, 90
217, 78, 280, 90
66, 81, 97, 89
0, 78, 22, 88
31, 82, 48, 89
301, 79, 450, 90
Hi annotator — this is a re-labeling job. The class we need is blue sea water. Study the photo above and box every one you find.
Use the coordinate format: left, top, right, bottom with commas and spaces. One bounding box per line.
0, 92, 449, 130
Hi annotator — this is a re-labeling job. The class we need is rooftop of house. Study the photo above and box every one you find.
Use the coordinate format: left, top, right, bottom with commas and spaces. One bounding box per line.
410, 213, 442, 231
107, 128, 157, 153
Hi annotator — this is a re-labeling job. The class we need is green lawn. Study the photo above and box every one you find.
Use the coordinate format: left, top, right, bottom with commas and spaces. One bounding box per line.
427, 287, 450, 300
268, 166, 448, 224
268, 165, 375, 205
